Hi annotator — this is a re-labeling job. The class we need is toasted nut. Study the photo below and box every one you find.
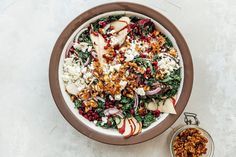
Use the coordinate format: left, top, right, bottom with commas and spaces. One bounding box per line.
172, 128, 208, 157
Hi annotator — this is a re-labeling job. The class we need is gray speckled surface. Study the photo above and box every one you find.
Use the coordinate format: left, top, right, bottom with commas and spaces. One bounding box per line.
0, 0, 235, 156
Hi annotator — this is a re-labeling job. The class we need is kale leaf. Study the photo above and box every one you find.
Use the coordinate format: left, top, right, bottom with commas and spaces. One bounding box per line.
143, 112, 155, 128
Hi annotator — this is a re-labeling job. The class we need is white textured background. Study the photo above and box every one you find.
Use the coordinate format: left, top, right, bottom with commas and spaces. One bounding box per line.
0, 0, 236, 156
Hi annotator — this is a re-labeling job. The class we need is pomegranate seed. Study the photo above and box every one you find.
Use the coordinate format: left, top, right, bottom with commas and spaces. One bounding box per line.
94, 114, 99, 120
104, 45, 109, 49
78, 109, 83, 115
88, 116, 92, 121
140, 53, 146, 58
114, 45, 120, 50
152, 61, 158, 66
84, 114, 88, 119
69, 47, 74, 52
130, 109, 135, 115
98, 21, 107, 27
146, 67, 151, 74
107, 120, 112, 126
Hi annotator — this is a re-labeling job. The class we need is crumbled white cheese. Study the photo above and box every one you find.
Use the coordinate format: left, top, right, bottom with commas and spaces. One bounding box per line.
93, 120, 98, 124
109, 95, 114, 100
73, 42, 89, 52
88, 63, 95, 70
119, 80, 127, 90
115, 94, 121, 100
62, 56, 95, 94
102, 117, 108, 123
87, 46, 92, 52
110, 36, 119, 46
135, 88, 146, 96
81, 67, 87, 73
113, 64, 121, 71
125, 70, 129, 77
158, 53, 180, 75
103, 64, 122, 74
83, 72, 92, 80
124, 41, 139, 62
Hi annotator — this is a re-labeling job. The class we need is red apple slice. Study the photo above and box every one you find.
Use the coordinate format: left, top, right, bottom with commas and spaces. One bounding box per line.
123, 118, 133, 138
90, 32, 107, 66
115, 117, 125, 134
171, 95, 177, 106
130, 117, 140, 136
110, 16, 130, 33
138, 122, 142, 134
157, 98, 176, 114
128, 118, 136, 135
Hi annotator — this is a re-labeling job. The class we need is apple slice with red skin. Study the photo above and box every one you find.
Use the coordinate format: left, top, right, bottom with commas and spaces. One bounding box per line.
123, 118, 134, 138
128, 118, 136, 135
115, 118, 125, 134
89, 32, 107, 67
110, 16, 130, 33
158, 98, 176, 114
138, 122, 142, 134
171, 95, 176, 106
130, 117, 140, 136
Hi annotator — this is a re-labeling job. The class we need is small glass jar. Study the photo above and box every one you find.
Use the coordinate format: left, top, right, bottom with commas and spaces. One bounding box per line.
170, 112, 215, 157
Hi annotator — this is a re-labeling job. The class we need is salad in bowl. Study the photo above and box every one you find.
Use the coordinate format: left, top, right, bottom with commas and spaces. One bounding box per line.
62, 15, 181, 138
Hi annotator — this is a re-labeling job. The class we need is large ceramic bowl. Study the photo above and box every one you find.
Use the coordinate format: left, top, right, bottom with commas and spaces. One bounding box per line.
49, 2, 193, 145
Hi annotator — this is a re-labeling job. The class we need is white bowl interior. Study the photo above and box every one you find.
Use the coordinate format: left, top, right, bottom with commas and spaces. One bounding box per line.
58, 11, 184, 136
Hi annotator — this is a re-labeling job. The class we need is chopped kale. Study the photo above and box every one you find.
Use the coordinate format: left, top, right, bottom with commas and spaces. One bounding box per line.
74, 99, 82, 109
164, 35, 173, 47
143, 112, 155, 128
78, 29, 92, 44
75, 49, 90, 64
130, 16, 140, 23
92, 14, 124, 32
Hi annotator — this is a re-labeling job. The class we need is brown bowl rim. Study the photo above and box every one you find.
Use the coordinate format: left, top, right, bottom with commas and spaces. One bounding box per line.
49, 2, 193, 145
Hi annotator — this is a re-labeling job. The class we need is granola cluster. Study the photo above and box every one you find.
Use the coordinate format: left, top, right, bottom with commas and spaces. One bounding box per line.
173, 128, 208, 157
